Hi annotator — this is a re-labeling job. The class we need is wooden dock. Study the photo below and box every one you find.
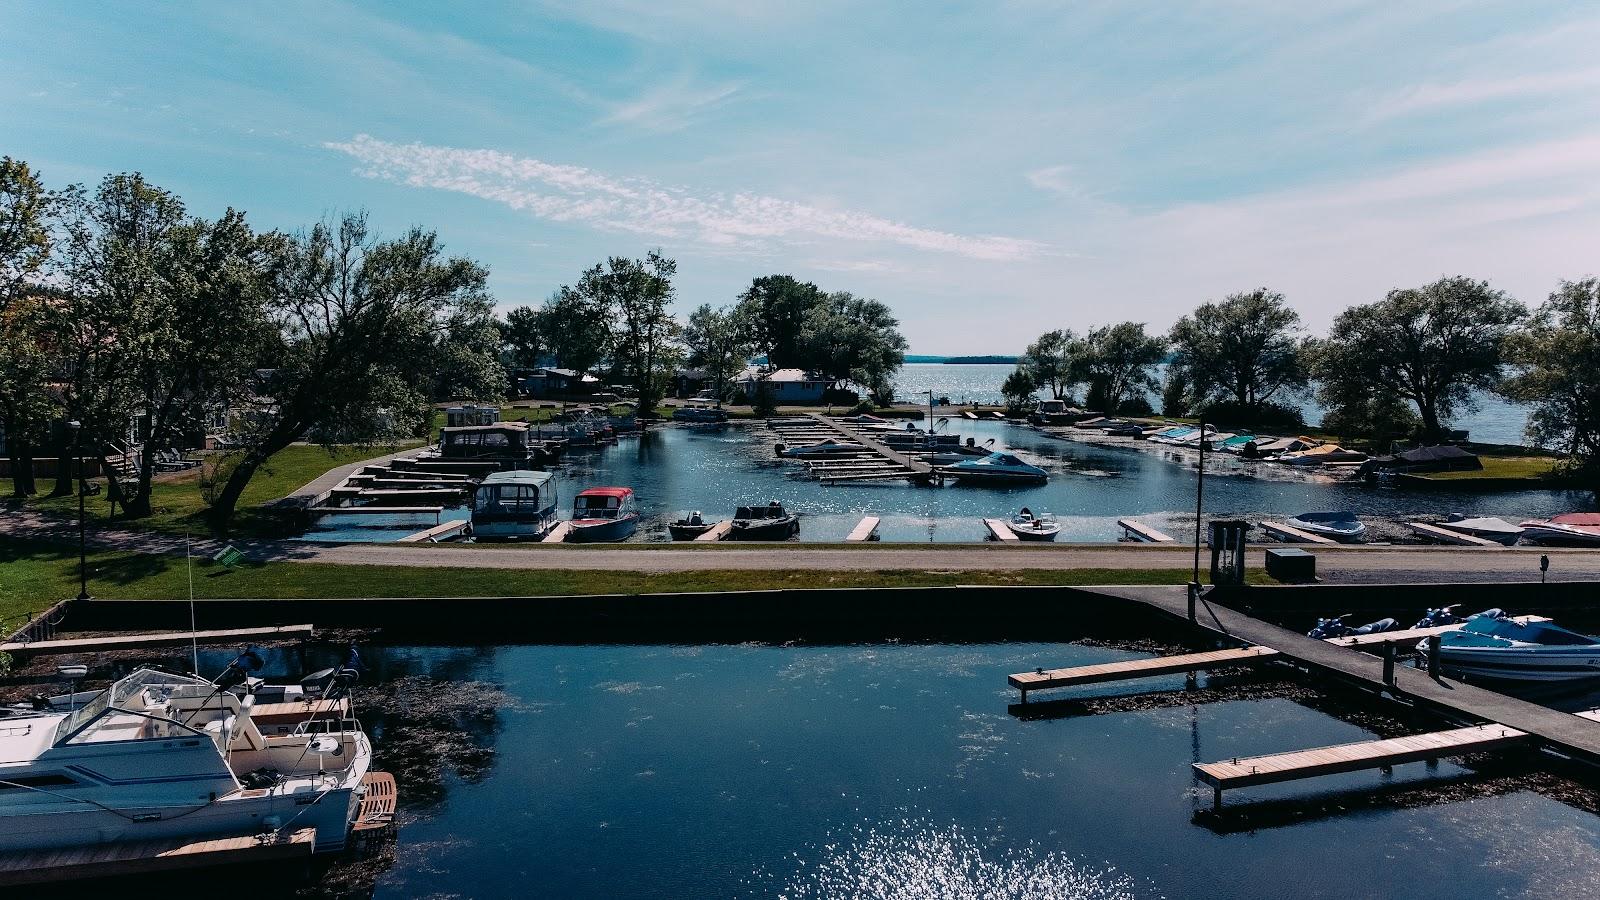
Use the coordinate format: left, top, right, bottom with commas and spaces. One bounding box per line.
1259, 520, 1338, 545
1406, 521, 1504, 548
846, 516, 881, 542
396, 519, 470, 543
2, 624, 314, 655
0, 828, 317, 886
1117, 517, 1175, 543
354, 771, 398, 831
1322, 615, 1550, 650
542, 522, 573, 543
1008, 646, 1280, 698
982, 518, 1020, 542
314, 505, 444, 521
694, 520, 734, 542
1193, 723, 1531, 809
806, 414, 932, 482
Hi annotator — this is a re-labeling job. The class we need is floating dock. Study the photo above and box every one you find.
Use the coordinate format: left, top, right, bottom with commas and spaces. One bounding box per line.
1117, 517, 1175, 543
1008, 646, 1280, 698
805, 414, 932, 483
1259, 521, 1338, 545
314, 506, 444, 521
1, 624, 314, 656
542, 522, 573, 543
982, 518, 1020, 542
694, 520, 734, 542
396, 519, 470, 543
846, 516, 882, 542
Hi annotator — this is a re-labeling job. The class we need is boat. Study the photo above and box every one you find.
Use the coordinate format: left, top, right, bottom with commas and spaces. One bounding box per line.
1285, 511, 1366, 542
1147, 426, 1198, 445
727, 501, 800, 540
436, 422, 562, 469
1423, 613, 1600, 682
1216, 434, 1257, 453
776, 438, 865, 458
470, 470, 559, 541
1007, 507, 1061, 541
838, 413, 893, 426
567, 487, 640, 542
0, 661, 375, 855
1028, 399, 1092, 426
672, 404, 728, 424
1437, 515, 1525, 546
668, 510, 722, 540
1242, 436, 1318, 458
1277, 444, 1368, 466
941, 451, 1049, 484
1103, 422, 1146, 437
1518, 513, 1600, 547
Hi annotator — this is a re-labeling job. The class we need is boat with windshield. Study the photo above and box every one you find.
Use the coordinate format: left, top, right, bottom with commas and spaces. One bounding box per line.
941, 451, 1049, 484
568, 487, 640, 542
470, 470, 559, 540
1421, 613, 1600, 682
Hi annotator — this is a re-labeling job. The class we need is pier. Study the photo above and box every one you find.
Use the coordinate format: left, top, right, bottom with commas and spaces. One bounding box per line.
1405, 522, 1504, 547
1, 624, 314, 655
795, 414, 933, 483
1258, 521, 1338, 544
1008, 646, 1279, 699
982, 518, 1020, 541
1117, 517, 1175, 543
846, 515, 882, 542
694, 520, 734, 542
397, 519, 470, 543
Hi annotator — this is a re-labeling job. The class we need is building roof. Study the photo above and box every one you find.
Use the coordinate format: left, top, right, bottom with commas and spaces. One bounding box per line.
736, 367, 819, 383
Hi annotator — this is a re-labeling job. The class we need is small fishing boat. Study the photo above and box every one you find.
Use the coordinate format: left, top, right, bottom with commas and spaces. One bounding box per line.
1422, 613, 1600, 682
567, 487, 640, 542
1216, 434, 1257, 453
470, 470, 559, 541
1437, 515, 1525, 546
728, 502, 800, 540
1518, 513, 1600, 547
1285, 511, 1366, 542
672, 404, 728, 424
668, 510, 722, 541
941, 451, 1049, 484
1007, 507, 1060, 541
776, 438, 866, 458
1103, 422, 1146, 437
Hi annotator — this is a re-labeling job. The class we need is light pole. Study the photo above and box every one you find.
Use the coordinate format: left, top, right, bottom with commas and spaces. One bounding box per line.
1191, 420, 1208, 598
69, 420, 88, 600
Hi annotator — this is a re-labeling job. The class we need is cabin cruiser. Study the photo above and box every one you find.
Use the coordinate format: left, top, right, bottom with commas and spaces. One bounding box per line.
1421, 613, 1600, 682
776, 438, 865, 458
1518, 513, 1600, 547
567, 487, 640, 542
941, 452, 1049, 484
1007, 508, 1060, 541
470, 470, 559, 540
436, 422, 562, 469
1028, 399, 1089, 426
668, 511, 721, 541
0, 664, 374, 855
1285, 511, 1366, 541
1437, 515, 1524, 546
728, 502, 800, 541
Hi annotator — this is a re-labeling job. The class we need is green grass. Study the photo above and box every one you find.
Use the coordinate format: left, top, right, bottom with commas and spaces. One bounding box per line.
17, 444, 416, 539
0, 537, 1260, 626
1412, 456, 1559, 481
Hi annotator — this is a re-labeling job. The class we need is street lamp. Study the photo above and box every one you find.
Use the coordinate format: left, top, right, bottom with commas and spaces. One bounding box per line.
1190, 420, 1208, 614
68, 420, 88, 600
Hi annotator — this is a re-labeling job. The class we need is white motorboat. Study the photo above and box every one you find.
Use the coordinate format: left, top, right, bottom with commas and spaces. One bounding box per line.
1422, 614, 1600, 682
0, 663, 377, 855
1437, 515, 1524, 546
1007, 508, 1061, 541
1285, 511, 1366, 542
1518, 513, 1600, 547
776, 438, 865, 458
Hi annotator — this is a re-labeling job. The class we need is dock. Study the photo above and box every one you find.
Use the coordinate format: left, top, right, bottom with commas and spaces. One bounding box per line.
982, 518, 1020, 542
694, 520, 734, 542
313, 505, 444, 522
1008, 646, 1280, 698
1259, 520, 1338, 545
396, 519, 470, 543
1117, 517, 1175, 543
0, 828, 317, 886
542, 522, 573, 543
805, 414, 933, 482
1321, 615, 1550, 650
1194, 723, 1530, 809
1, 624, 314, 655
846, 516, 882, 542
1406, 522, 1504, 548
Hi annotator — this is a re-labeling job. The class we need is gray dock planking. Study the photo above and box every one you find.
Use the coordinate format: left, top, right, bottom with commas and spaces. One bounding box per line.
1117, 517, 1176, 543
982, 518, 1021, 542
1259, 521, 1338, 545
1009, 646, 1280, 696
807, 414, 932, 477
694, 520, 734, 542
846, 516, 882, 542
2, 624, 314, 655
396, 519, 470, 543
1406, 521, 1504, 547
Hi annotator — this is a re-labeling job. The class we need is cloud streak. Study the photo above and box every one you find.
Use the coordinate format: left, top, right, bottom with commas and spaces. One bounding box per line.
324, 134, 1043, 261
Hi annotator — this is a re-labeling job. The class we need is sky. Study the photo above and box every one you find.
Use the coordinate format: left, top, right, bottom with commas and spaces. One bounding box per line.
3, 1, 1598, 353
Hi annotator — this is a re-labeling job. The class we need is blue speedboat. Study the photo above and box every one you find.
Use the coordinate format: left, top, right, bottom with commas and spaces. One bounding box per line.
1423, 614, 1600, 683
941, 452, 1048, 484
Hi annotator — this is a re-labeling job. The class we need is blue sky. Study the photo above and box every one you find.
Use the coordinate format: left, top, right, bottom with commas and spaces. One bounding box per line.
4, 2, 1598, 353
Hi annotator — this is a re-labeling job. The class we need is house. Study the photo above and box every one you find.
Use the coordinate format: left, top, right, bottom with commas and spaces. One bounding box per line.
734, 367, 830, 404
510, 367, 601, 399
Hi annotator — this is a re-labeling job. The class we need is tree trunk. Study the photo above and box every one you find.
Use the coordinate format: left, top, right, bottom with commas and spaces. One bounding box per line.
8, 439, 36, 497
50, 429, 74, 497
1418, 401, 1442, 444
208, 447, 269, 529
121, 455, 154, 519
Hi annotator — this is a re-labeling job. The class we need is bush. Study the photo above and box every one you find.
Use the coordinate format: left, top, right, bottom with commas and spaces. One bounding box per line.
751, 379, 778, 417
1119, 396, 1155, 417
848, 399, 876, 415
823, 386, 860, 406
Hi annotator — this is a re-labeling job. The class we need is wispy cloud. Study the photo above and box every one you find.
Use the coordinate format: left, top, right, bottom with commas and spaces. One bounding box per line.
1025, 164, 1079, 196
325, 134, 1044, 261
600, 75, 743, 132
1370, 67, 1600, 121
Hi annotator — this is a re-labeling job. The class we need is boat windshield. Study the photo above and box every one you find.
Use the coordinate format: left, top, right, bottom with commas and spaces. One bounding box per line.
53, 669, 210, 745
475, 483, 546, 513
575, 495, 623, 518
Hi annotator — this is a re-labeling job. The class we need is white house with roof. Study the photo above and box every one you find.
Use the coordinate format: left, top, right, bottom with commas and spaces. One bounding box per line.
734, 366, 830, 404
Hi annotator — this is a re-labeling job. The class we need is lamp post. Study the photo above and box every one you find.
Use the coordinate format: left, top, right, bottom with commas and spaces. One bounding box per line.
1191, 421, 1208, 602
69, 420, 89, 600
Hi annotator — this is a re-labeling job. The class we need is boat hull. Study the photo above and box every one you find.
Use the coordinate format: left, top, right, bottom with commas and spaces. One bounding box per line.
727, 518, 799, 541
668, 523, 717, 541
947, 470, 1048, 484
1435, 646, 1600, 682
567, 515, 640, 543
1009, 526, 1059, 541
1520, 524, 1600, 547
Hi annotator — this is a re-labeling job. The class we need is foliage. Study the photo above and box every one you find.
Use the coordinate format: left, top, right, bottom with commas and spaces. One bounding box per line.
848, 398, 876, 415
1078, 322, 1166, 414
499, 305, 545, 369
866, 376, 896, 408
1022, 329, 1081, 400
570, 251, 680, 412
537, 286, 611, 376
0, 157, 61, 497
1316, 276, 1525, 443
750, 377, 778, 416
683, 303, 750, 407
1000, 366, 1038, 415
1167, 288, 1307, 420
1194, 399, 1304, 432
1160, 365, 1190, 417
801, 291, 907, 390
735, 274, 825, 368
208, 211, 491, 527
433, 298, 506, 403
1502, 278, 1600, 485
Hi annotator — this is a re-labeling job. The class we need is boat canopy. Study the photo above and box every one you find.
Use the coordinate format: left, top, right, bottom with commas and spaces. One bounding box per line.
1451, 617, 1599, 648
735, 502, 789, 520
474, 470, 555, 513
1360, 444, 1481, 475
575, 487, 633, 516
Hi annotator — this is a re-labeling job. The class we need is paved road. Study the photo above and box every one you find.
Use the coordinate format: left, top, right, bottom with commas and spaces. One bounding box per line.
8, 509, 1600, 583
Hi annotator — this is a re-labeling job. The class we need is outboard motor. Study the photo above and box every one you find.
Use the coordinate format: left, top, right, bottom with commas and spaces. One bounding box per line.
298, 667, 338, 698
212, 649, 265, 691
323, 644, 364, 705
1414, 606, 1463, 629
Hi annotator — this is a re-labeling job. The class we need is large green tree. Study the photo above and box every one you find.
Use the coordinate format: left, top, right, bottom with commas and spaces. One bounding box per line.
209, 212, 492, 526
1315, 276, 1525, 443
735, 274, 825, 368
1022, 329, 1081, 400
500, 305, 545, 369
683, 303, 750, 407
800, 291, 907, 398
1167, 288, 1307, 417
577, 251, 679, 412
1502, 278, 1600, 483
0, 157, 59, 497
1079, 322, 1166, 414
537, 287, 611, 376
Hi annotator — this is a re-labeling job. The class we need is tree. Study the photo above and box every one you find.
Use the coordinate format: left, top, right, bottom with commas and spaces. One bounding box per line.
1315, 277, 1525, 443
683, 303, 750, 407
1022, 329, 1081, 400
433, 297, 505, 403
563, 251, 679, 412
1502, 278, 1600, 483
1079, 322, 1166, 414
537, 287, 610, 376
735, 275, 825, 367
208, 212, 492, 527
0, 157, 59, 497
1167, 288, 1307, 418
800, 291, 907, 393
1000, 366, 1037, 416
500, 305, 545, 369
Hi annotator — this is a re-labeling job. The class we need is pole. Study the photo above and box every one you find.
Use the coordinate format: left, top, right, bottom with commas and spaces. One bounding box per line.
1192, 421, 1206, 588
73, 422, 88, 601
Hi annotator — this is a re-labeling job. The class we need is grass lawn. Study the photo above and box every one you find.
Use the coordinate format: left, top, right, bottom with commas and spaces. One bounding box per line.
1413, 456, 1560, 481
0, 537, 1262, 626
16, 443, 416, 539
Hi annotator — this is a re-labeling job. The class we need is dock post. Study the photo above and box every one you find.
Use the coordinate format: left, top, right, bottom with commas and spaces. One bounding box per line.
1213, 784, 1223, 811
1187, 582, 1198, 623
1427, 633, 1441, 678
1381, 642, 1395, 687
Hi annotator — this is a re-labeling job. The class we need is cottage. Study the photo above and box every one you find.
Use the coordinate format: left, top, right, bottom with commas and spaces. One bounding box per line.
734, 367, 829, 404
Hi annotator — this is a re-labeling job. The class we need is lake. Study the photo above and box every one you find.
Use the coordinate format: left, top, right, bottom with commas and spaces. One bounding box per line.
223, 640, 1600, 899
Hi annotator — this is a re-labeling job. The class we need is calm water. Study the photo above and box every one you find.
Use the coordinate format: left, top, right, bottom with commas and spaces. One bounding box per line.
226, 641, 1600, 899
299, 416, 1587, 543
893, 363, 1534, 447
